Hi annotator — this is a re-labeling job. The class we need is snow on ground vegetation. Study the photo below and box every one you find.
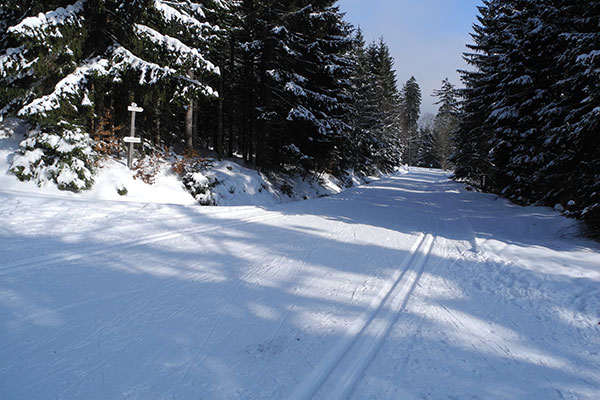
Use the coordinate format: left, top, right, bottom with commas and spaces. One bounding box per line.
0, 118, 355, 206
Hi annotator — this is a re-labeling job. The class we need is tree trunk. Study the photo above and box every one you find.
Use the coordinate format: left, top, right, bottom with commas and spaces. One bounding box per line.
154, 116, 161, 147
185, 71, 194, 151
192, 103, 199, 152
256, 38, 273, 170
228, 37, 235, 158
217, 58, 224, 160
242, 51, 253, 163
153, 99, 161, 146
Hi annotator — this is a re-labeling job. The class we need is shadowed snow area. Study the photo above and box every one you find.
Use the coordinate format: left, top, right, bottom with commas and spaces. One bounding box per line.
1, 168, 599, 399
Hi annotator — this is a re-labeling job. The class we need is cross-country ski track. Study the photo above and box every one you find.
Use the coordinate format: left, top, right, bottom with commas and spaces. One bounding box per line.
1, 168, 599, 399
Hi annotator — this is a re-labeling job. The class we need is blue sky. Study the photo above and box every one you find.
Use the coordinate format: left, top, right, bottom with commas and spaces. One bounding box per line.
337, 0, 482, 116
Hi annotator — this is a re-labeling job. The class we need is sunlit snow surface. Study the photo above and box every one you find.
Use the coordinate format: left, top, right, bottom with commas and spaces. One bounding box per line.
1, 125, 599, 399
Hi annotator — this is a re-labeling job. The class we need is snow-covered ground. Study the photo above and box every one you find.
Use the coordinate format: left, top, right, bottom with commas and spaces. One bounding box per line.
1, 130, 599, 398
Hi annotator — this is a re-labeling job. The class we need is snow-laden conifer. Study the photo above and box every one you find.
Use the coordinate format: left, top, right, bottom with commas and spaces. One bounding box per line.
454, 0, 600, 232
418, 78, 458, 169
400, 76, 421, 165
1, 0, 223, 190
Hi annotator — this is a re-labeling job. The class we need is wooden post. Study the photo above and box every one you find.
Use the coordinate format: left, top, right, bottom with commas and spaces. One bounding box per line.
126, 102, 143, 169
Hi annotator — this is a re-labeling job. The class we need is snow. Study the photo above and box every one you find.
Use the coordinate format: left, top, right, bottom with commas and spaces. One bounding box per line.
153, 0, 206, 29
18, 57, 109, 117
285, 81, 307, 97
0, 119, 344, 205
134, 24, 218, 73
8, 0, 84, 39
0, 47, 37, 81
111, 45, 176, 86
1, 123, 600, 398
110, 46, 216, 96
577, 50, 600, 63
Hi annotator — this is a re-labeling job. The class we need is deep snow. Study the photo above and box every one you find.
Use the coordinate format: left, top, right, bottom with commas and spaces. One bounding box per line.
1, 129, 600, 399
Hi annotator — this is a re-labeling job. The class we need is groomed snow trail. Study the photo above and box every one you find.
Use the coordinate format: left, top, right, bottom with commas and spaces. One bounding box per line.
288, 233, 435, 400
1, 168, 599, 399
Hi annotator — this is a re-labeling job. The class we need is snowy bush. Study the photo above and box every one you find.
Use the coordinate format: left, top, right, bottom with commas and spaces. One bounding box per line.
182, 170, 219, 206
10, 123, 96, 191
171, 155, 219, 206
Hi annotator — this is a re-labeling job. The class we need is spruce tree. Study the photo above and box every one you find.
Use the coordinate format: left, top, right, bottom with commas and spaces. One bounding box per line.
483, 0, 563, 202
544, 0, 600, 229
347, 28, 382, 175
415, 113, 436, 168
281, 2, 355, 175
453, 0, 504, 188
235, 1, 354, 175
357, 38, 403, 172
374, 39, 403, 171
431, 78, 458, 169
400, 76, 421, 165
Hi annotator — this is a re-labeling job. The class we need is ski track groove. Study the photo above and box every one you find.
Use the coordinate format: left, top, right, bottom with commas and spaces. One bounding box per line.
286, 178, 438, 400
288, 235, 435, 399
0, 210, 283, 276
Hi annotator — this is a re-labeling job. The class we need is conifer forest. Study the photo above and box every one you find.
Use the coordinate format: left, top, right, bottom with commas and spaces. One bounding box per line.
0, 0, 599, 232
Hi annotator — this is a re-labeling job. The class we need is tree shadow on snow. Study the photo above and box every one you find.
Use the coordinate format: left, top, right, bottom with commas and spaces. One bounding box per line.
0, 169, 599, 399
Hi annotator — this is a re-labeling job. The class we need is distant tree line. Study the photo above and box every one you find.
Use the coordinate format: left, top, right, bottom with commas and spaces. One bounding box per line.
453, 0, 600, 232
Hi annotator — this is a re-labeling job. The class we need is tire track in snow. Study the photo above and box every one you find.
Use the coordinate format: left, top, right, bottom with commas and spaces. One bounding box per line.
0, 209, 284, 276
287, 232, 436, 400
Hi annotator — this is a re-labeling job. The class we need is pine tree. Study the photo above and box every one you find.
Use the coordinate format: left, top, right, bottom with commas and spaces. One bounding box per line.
356, 38, 403, 172
453, 0, 505, 188
431, 78, 458, 169
347, 28, 382, 175
400, 76, 421, 165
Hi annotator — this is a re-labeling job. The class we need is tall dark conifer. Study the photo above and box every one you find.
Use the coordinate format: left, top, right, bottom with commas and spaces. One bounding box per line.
546, 0, 600, 229
431, 78, 458, 169
454, 0, 504, 188
400, 76, 421, 165
347, 28, 382, 174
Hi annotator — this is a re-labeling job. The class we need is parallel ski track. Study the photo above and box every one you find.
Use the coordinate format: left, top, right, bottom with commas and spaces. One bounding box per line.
288, 196, 437, 400
0, 209, 284, 276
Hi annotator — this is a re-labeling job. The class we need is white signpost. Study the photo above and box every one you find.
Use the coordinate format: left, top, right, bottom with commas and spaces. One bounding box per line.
126, 102, 143, 169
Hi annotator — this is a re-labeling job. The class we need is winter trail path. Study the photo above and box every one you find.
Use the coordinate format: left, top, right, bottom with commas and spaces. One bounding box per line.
1, 168, 599, 399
